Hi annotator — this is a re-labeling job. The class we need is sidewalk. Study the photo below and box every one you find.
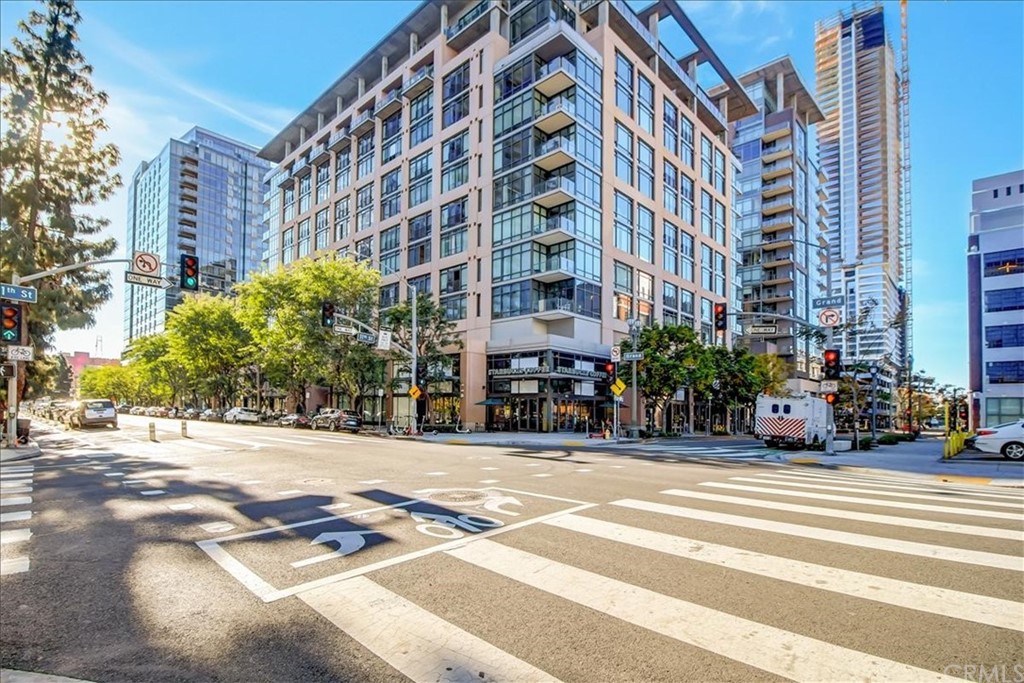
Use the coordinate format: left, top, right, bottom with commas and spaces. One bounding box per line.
420, 431, 630, 448
775, 435, 1024, 487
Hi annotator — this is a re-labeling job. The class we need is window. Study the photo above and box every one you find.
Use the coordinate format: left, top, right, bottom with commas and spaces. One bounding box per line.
614, 51, 633, 116
714, 251, 726, 296
315, 208, 329, 250
441, 293, 467, 320
297, 218, 311, 258
442, 61, 470, 128
701, 244, 712, 290
614, 261, 633, 321
316, 164, 330, 204
283, 187, 295, 222
408, 212, 432, 267
637, 141, 654, 199
440, 263, 467, 295
381, 111, 402, 163
614, 191, 633, 253
680, 175, 694, 225
700, 190, 713, 237
441, 130, 469, 192
680, 232, 694, 282
299, 174, 311, 214
355, 236, 373, 263
664, 161, 678, 215
993, 189, 999, 199
663, 221, 678, 275
714, 148, 726, 195
680, 116, 694, 168
985, 287, 1024, 312
408, 274, 431, 298
380, 168, 401, 220
984, 248, 1024, 277
614, 122, 633, 185
637, 205, 654, 263
987, 361, 1024, 384
637, 74, 654, 134
700, 135, 713, 184
356, 184, 373, 232
409, 151, 432, 207
986, 324, 1024, 348
663, 99, 678, 156
379, 282, 399, 309
714, 200, 726, 245
410, 89, 433, 147
335, 150, 351, 192
379, 225, 401, 275
357, 133, 375, 179
334, 197, 350, 242
282, 228, 294, 265
986, 397, 1024, 426
663, 281, 679, 325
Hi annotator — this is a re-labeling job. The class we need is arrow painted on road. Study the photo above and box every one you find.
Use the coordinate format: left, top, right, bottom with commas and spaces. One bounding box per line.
481, 495, 524, 517
290, 530, 378, 568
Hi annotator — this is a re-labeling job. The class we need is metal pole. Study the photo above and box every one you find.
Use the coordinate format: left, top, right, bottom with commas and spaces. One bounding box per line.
410, 287, 418, 437
871, 370, 878, 442
5, 373, 16, 449
629, 321, 640, 438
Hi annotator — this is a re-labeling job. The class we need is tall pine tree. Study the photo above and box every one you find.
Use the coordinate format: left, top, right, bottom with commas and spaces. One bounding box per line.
0, 0, 121, 398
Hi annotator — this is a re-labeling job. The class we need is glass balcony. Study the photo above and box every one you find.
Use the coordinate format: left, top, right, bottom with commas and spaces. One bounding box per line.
761, 159, 794, 181
403, 66, 434, 99
533, 255, 576, 283
534, 97, 575, 135
328, 127, 351, 152
533, 176, 575, 208
761, 237, 795, 252
761, 195, 794, 216
762, 213, 795, 231
375, 89, 402, 118
533, 136, 575, 171
532, 214, 577, 246
761, 141, 793, 163
292, 158, 311, 178
445, 0, 495, 49
762, 121, 792, 143
309, 143, 330, 166
352, 109, 375, 135
277, 170, 295, 189
761, 178, 794, 199
535, 57, 576, 98
533, 296, 579, 320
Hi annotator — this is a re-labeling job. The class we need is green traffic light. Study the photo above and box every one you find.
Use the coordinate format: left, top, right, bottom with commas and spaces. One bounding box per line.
186, 277, 196, 287
1, 330, 14, 341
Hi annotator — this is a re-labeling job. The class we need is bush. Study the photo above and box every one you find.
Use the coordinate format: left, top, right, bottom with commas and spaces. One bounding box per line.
857, 436, 874, 451
878, 434, 899, 445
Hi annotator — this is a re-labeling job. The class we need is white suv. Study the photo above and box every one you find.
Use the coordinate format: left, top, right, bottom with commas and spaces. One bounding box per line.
223, 407, 260, 424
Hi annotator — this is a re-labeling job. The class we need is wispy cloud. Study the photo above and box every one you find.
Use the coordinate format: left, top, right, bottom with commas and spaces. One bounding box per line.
676, 0, 790, 53
87, 18, 293, 136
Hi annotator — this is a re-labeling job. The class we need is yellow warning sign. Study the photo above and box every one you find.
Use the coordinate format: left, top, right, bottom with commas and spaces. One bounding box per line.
409, 386, 422, 400
610, 378, 626, 396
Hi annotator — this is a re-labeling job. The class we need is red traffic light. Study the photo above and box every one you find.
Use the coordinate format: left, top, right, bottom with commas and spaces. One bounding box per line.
824, 350, 838, 363
825, 393, 837, 405
1, 303, 21, 344
604, 363, 614, 375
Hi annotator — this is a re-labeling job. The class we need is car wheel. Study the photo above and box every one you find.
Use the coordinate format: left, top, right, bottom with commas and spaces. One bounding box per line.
311, 421, 319, 430
328, 421, 337, 432
350, 429, 359, 434
1001, 442, 1024, 461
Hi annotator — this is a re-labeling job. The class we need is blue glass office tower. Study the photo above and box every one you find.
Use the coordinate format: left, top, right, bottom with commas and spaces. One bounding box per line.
123, 127, 270, 346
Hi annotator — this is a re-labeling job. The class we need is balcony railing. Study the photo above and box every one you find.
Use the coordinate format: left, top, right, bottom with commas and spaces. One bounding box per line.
403, 66, 434, 92
445, 0, 491, 40
534, 176, 575, 198
328, 128, 350, 147
536, 256, 575, 274
536, 297, 577, 314
762, 215, 795, 229
538, 136, 574, 157
762, 197, 794, 212
375, 89, 401, 114
539, 56, 576, 80
541, 97, 575, 118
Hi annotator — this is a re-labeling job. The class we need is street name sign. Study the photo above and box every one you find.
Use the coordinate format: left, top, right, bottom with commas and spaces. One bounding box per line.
356, 332, 377, 345
409, 386, 422, 400
0, 363, 15, 378
818, 308, 842, 328
610, 378, 627, 396
820, 380, 839, 393
623, 351, 644, 361
0, 283, 38, 304
5, 345, 33, 362
125, 272, 174, 289
813, 295, 845, 309
610, 345, 622, 363
376, 330, 393, 351
333, 325, 357, 336
748, 324, 778, 335
132, 251, 161, 275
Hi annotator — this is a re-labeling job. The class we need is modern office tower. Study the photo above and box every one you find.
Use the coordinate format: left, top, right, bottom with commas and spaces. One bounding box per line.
967, 170, 1024, 429
815, 5, 905, 382
259, 0, 752, 432
123, 127, 270, 346
711, 57, 829, 396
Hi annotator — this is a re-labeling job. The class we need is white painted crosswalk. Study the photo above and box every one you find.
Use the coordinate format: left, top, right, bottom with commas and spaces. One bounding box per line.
238, 468, 1024, 681
0, 464, 34, 576
604, 440, 780, 461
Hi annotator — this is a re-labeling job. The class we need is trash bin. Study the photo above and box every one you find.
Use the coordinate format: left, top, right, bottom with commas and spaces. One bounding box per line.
16, 417, 30, 443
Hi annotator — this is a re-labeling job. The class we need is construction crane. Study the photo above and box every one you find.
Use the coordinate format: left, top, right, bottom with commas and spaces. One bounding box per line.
900, 0, 914, 426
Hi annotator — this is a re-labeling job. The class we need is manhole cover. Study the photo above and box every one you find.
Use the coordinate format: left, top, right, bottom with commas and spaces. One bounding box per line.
426, 489, 486, 504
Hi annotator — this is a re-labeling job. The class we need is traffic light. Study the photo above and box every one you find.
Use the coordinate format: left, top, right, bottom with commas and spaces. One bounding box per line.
1, 303, 22, 345
604, 362, 616, 381
824, 393, 837, 405
713, 303, 727, 332
416, 364, 428, 388
823, 349, 841, 380
957, 402, 968, 427
179, 254, 199, 291
320, 302, 336, 328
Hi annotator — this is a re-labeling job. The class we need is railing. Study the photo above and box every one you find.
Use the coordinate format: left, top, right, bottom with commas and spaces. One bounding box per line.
404, 66, 433, 90
377, 90, 401, 112
538, 136, 574, 157
762, 179, 794, 193
539, 97, 575, 119
329, 128, 350, 146
309, 143, 326, 159
762, 215, 794, 228
762, 197, 794, 212
534, 176, 575, 197
762, 141, 793, 155
537, 256, 575, 275
536, 297, 577, 314
763, 121, 792, 137
695, 86, 726, 128
542, 215, 576, 235
292, 158, 309, 174
539, 56, 576, 80
763, 159, 794, 174
578, 0, 601, 11
445, 0, 491, 40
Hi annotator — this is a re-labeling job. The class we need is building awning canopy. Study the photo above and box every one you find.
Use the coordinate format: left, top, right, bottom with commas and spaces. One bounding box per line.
476, 398, 506, 406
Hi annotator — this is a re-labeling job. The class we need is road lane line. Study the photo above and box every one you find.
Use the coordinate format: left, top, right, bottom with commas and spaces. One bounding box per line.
768, 471, 1024, 499
254, 436, 317, 445
181, 441, 226, 452
0, 496, 32, 507
0, 558, 30, 575
618, 498, 1023, 571
448, 540, 960, 682
276, 489, 303, 496
698, 482, 1023, 520
784, 469, 1024, 497
293, 436, 354, 444
547, 514, 1024, 632
661, 489, 1023, 541
140, 490, 166, 496
726, 476, 1024, 509
0, 528, 32, 545
0, 511, 31, 523
213, 438, 266, 449
299, 576, 561, 683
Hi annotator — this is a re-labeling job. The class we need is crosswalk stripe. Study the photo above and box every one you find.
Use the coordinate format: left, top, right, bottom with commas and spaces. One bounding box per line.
299, 576, 561, 683
759, 471, 1024, 501
547, 513, 1024, 631
0, 466, 33, 473
0, 528, 32, 545
0, 486, 32, 494
726, 475, 1024, 509
292, 435, 354, 444
698, 482, 1024, 521
449, 539, 960, 682
256, 436, 313, 445
0, 480, 32, 488
0, 558, 30, 575
0, 511, 31, 523
179, 441, 225, 452
661, 488, 1023, 541
0, 496, 32, 507
620, 497, 1022, 571
785, 469, 1024, 498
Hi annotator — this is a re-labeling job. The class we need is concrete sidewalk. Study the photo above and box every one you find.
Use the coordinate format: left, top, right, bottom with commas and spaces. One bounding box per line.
420, 431, 633, 448
776, 435, 1024, 487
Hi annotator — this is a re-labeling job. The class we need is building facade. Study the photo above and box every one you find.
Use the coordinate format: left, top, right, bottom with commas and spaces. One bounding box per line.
712, 57, 828, 396
259, 0, 753, 431
967, 170, 1024, 428
123, 127, 270, 346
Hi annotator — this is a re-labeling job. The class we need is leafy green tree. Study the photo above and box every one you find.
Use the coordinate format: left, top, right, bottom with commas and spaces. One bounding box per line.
235, 256, 379, 411
78, 364, 139, 403
53, 353, 73, 397
165, 294, 250, 406
0, 0, 121, 399
621, 324, 706, 432
752, 354, 791, 397
123, 334, 181, 405
326, 339, 386, 415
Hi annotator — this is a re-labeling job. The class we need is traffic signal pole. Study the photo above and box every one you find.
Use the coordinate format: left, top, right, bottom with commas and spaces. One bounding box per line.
825, 327, 835, 457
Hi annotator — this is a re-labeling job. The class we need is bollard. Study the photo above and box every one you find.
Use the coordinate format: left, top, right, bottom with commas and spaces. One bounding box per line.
149, 422, 156, 442
181, 420, 188, 438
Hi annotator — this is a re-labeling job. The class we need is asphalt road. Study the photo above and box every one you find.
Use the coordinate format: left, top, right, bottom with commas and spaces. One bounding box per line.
1, 415, 1022, 682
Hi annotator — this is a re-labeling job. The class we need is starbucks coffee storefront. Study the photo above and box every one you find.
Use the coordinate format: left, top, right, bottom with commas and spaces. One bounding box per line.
485, 350, 614, 432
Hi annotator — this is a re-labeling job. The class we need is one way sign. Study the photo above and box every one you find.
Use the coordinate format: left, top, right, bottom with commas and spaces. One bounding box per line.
0, 363, 15, 379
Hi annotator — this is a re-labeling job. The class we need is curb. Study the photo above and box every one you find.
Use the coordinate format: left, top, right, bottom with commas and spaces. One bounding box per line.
0, 441, 42, 463
1, 669, 95, 683
784, 459, 1023, 488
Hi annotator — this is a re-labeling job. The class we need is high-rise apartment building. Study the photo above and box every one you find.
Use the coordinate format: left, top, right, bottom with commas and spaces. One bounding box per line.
259, 0, 753, 431
815, 5, 905, 374
967, 170, 1024, 429
124, 127, 270, 346
711, 57, 828, 395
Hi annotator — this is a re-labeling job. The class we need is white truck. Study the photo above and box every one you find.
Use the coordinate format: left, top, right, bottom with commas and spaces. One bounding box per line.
754, 394, 827, 449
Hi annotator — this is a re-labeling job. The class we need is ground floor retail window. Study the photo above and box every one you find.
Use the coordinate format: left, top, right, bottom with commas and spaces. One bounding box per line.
985, 397, 1024, 426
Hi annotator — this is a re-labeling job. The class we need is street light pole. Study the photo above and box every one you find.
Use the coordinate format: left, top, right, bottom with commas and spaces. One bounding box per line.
628, 318, 641, 438
409, 285, 418, 436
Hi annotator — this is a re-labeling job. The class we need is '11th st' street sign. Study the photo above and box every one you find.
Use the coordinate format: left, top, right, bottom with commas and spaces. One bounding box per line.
0, 283, 38, 304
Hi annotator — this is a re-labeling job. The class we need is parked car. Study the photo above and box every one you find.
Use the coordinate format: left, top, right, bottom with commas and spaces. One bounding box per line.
965, 420, 1024, 460
278, 413, 311, 429
129, 406, 146, 415
199, 408, 224, 422
310, 409, 342, 431
338, 410, 363, 434
116, 404, 132, 414
224, 407, 260, 424
67, 399, 117, 429
181, 408, 200, 420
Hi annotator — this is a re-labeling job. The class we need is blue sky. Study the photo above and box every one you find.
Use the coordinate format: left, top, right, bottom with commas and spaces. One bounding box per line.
2, 0, 1021, 389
